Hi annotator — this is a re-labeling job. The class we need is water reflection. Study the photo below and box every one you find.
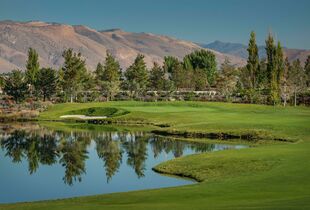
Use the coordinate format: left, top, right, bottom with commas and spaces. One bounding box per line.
0, 124, 239, 186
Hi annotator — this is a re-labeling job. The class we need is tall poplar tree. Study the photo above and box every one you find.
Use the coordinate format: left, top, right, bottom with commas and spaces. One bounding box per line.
25, 48, 40, 96
246, 31, 260, 90
276, 41, 285, 104
265, 33, 279, 105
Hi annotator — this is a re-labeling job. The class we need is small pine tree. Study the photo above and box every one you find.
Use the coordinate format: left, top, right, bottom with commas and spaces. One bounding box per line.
103, 53, 121, 101
61, 49, 87, 103
3, 70, 28, 103
149, 62, 166, 91
125, 54, 149, 98
36, 68, 57, 101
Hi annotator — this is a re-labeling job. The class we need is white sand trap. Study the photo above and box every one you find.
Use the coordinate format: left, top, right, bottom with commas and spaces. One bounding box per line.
60, 115, 107, 120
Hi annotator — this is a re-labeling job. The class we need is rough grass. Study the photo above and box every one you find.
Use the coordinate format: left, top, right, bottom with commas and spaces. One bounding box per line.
2, 101, 310, 210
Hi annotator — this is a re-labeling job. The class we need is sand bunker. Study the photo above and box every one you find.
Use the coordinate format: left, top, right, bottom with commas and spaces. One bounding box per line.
60, 115, 107, 120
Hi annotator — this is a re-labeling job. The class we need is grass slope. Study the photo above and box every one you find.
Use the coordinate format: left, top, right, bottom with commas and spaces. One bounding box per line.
2, 101, 310, 210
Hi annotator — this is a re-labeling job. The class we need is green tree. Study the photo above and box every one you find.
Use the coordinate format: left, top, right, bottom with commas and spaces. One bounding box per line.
246, 31, 260, 90
3, 70, 28, 103
183, 50, 217, 85
25, 48, 40, 96
79, 69, 96, 102
242, 31, 261, 102
96, 53, 121, 101
265, 33, 280, 105
59, 137, 88, 185
95, 135, 122, 182
257, 59, 268, 89
170, 62, 192, 90
163, 56, 179, 73
124, 54, 149, 98
276, 42, 285, 100
192, 69, 208, 90
0, 74, 5, 89
216, 59, 238, 101
36, 68, 57, 101
305, 55, 310, 88
61, 49, 87, 103
149, 62, 166, 90
281, 58, 290, 107
288, 59, 306, 106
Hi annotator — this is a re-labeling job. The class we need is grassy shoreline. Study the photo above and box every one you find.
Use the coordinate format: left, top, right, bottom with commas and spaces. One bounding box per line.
1, 101, 310, 210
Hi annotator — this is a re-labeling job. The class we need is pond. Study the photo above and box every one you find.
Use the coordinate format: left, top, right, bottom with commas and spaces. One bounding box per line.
0, 123, 246, 203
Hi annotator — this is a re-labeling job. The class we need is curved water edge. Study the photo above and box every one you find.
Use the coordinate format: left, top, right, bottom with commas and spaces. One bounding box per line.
0, 122, 247, 204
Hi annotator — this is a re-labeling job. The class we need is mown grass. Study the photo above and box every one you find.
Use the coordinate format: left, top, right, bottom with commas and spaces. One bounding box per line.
67, 107, 129, 118
2, 101, 310, 210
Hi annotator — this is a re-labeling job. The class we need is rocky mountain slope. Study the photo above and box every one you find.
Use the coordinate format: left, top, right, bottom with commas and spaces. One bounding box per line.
0, 21, 245, 73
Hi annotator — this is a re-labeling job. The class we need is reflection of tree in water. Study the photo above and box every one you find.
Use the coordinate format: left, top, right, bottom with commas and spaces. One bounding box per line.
0, 130, 59, 174
1, 130, 27, 162
38, 134, 58, 165
122, 134, 148, 178
25, 135, 40, 174
58, 133, 89, 186
0, 126, 220, 185
149, 136, 216, 158
95, 133, 123, 182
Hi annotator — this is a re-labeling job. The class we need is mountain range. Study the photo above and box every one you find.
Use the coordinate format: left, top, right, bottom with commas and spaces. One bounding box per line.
0, 20, 308, 73
201, 40, 310, 65
0, 20, 245, 73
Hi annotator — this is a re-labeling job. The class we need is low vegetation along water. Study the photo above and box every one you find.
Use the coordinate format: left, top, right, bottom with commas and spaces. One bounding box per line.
0, 123, 246, 203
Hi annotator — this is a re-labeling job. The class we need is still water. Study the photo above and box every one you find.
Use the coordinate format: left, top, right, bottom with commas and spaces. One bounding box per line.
0, 123, 245, 203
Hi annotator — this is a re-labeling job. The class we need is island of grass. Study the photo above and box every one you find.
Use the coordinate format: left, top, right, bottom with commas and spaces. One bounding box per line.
2, 101, 310, 210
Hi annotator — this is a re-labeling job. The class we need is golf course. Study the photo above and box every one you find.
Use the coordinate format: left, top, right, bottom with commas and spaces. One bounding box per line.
1, 101, 309, 210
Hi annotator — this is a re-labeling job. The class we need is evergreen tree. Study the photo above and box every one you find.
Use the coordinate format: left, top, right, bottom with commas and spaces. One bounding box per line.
61, 49, 87, 103
124, 54, 149, 98
36, 68, 57, 101
149, 62, 166, 90
95, 62, 104, 80
3, 70, 28, 103
101, 53, 121, 101
25, 48, 40, 96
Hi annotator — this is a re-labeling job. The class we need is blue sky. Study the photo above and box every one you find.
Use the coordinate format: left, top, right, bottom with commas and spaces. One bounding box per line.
1, 0, 309, 49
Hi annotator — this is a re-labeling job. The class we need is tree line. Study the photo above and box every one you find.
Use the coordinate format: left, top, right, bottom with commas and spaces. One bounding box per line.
1, 31, 309, 106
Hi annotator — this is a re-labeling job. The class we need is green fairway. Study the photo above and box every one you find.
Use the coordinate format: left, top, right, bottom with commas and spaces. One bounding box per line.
2, 101, 310, 210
